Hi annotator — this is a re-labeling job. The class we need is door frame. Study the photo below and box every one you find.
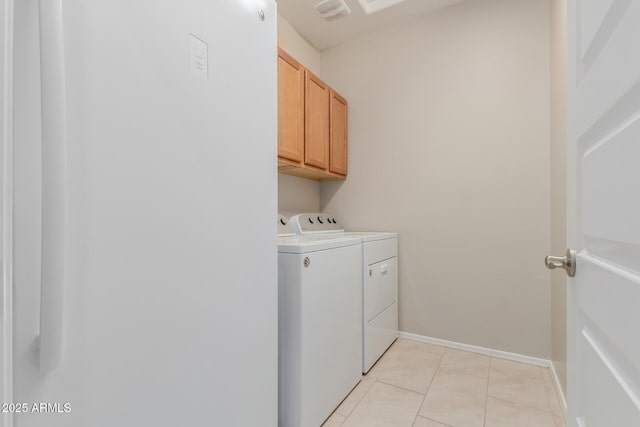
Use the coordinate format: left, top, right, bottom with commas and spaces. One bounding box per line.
566, 1, 578, 424
1, 0, 15, 426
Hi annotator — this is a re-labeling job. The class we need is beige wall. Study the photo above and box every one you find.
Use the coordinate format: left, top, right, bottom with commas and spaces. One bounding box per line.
550, 0, 567, 393
277, 15, 322, 214
278, 174, 321, 214
319, 0, 552, 357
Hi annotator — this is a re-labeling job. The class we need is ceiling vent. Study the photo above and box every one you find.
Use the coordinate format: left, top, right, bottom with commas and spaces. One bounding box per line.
314, 0, 352, 21
357, 0, 406, 15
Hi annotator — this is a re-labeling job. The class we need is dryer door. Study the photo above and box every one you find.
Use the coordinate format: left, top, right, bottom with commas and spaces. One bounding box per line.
365, 257, 397, 322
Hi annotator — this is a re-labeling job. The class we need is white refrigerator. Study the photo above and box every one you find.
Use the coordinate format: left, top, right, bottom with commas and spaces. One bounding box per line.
2, 0, 277, 426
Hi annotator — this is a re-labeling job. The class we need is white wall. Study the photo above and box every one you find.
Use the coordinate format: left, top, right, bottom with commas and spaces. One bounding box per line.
550, 0, 567, 393
320, 0, 552, 357
276, 15, 322, 214
277, 14, 321, 76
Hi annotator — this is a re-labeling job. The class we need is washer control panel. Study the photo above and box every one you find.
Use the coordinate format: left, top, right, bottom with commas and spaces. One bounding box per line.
278, 215, 294, 236
288, 213, 343, 234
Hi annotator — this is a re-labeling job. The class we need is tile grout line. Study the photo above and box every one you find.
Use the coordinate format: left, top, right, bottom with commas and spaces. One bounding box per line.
374, 379, 436, 397
375, 378, 434, 396
410, 347, 447, 427
338, 378, 374, 419
542, 366, 557, 417
485, 359, 558, 415
423, 416, 454, 427
542, 366, 564, 423
340, 341, 415, 425
488, 395, 559, 414
483, 357, 492, 427
525, 367, 553, 418
336, 346, 393, 422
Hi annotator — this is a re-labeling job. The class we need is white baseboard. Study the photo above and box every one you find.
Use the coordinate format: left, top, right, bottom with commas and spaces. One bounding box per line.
549, 361, 568, 416
398, 331, 550, 367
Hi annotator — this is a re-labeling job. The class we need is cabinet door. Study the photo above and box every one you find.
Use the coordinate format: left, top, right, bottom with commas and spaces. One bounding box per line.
277, 48, 305, 163
304, 70, 330, 170
329, 90, 348, 176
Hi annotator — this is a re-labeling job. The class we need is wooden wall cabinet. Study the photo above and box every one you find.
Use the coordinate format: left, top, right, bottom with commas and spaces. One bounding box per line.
329, 90, 348, 176
277, 49, 305, 164
277, 48, 347, 181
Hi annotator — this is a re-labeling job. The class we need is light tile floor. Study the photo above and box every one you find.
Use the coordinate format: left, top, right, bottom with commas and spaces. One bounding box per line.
322, 339, 565, 427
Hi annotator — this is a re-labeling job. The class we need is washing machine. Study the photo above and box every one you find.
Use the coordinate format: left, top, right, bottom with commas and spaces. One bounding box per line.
277, 215, 362, 427
288, 213, 398, 374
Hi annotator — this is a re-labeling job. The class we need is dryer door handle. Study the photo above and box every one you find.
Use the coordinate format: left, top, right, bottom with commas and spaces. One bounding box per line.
380, 264, 389, 277
38, 0, 67, 373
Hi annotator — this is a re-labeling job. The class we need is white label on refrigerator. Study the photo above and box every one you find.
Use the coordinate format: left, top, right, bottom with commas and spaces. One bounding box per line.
189, 34, 208, 79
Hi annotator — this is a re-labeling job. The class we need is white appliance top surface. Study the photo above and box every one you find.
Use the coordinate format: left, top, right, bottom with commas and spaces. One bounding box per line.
277, 235, 361, 254
289, 213, 397, 241
341, 231, 397, 242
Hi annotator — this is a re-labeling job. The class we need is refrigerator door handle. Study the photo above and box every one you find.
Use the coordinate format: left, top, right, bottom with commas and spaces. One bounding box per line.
37, 0, 67, 372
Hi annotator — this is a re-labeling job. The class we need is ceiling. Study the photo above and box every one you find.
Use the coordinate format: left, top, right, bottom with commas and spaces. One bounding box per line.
277, 0, 462, 51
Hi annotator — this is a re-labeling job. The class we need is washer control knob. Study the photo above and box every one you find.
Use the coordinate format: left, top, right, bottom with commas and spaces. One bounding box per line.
279, 218, 286, 225
308, 217, 314, 224
317, 216, 324, 224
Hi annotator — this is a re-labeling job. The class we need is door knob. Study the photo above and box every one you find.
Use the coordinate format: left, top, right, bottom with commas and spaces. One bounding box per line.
545, 248, 577, 277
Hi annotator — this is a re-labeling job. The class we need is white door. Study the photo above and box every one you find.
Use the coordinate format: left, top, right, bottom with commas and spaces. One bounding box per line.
565, 0, 640, 425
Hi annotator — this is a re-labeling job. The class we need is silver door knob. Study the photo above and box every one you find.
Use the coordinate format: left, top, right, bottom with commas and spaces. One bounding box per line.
545, 248, 577, 277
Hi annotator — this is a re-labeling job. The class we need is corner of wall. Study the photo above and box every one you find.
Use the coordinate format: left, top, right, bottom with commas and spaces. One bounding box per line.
276, 14, 323, 214
276, 14, 322, 76
549, 0, 568, 396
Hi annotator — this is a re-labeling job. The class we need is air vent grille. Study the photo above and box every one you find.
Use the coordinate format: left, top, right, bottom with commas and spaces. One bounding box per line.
314, 0, 352, 21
